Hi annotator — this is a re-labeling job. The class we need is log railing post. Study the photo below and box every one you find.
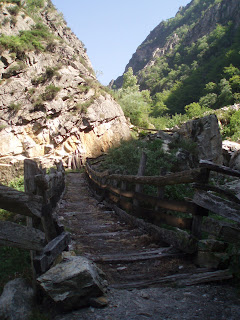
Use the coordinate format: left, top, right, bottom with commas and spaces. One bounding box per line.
24, 159, 42, 288
133, 152, 147, 208
192, 167, 210, 239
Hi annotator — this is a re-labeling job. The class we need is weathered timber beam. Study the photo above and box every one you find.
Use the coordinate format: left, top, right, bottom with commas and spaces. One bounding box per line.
85, 162, 109, 179
107, 184, 198, 214
194, 183, 240, 204
107, 169, 202, 186
35, 172, 64, 190
86, 161, 202, 186
134, 192, 198, 214
34, 232, 71, 275
110, 269, 232, 289
113, 205, 198, 253
0, 221, 46, 251
193, 190, 240, 223
93, 251, 183, 264
135, 207, 193, 230
200, 160, 240, 178
88, 169, 199, 216
0, 184, 43, 218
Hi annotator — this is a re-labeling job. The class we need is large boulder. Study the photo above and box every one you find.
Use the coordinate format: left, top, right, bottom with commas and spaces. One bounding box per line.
222, 140, 240, 167
0, 278, 34, 320
37, 256, 107, 311
179, 114, 223, 164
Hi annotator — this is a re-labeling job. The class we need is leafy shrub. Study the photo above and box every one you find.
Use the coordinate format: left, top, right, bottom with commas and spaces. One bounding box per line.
25, 0, 44, 13
32, 66, 60, 85
9, 102, 21, 111
8, 175, 24, 192
0, 124, 6, 131
0, 23, 54, 55
228, 110, 240, 141
41, 85, 60, 101
2, 17, 10, 26
0, 247, 31, 294
7, 4, 20, 15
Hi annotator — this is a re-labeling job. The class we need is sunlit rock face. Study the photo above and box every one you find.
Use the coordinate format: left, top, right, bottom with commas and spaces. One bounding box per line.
0, 0, 130, 181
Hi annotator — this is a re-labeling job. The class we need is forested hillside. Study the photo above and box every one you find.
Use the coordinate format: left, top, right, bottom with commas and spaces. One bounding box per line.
113, 0, 240, 138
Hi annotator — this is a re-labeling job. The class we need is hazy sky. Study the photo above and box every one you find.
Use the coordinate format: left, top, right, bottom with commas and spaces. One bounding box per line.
51, 0, 191, 85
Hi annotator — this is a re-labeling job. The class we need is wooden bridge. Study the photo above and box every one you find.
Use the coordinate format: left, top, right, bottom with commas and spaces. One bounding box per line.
1, 156, 240, 288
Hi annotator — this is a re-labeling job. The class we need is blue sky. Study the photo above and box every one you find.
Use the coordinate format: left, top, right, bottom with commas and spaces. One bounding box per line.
51, 0, 191, 85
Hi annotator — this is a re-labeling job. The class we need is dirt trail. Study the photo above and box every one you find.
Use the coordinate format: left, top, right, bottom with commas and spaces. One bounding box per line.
55, 172, 240, 320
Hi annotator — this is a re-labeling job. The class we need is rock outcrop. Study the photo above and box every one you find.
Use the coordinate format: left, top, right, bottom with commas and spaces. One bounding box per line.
178, 114, 223, 164
0, 278, 34, 320
0, 0, 130, 182
37, 256, 107, 311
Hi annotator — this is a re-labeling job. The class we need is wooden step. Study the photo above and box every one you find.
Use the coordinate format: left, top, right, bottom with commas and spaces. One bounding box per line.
87, 248, 184, 264
109, 269, 233, 289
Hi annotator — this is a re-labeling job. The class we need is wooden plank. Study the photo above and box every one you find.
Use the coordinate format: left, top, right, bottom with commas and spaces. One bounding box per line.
194, 183, 240, 204
41, 204, 58, 242
113, 205, 198, 253
191, 214, 203, 239
133, 151, 147, 207
108, 169, 202, 187
200, 160, 240, 178
104, 184, 198, 215
86, 161, 202, 187
0, 184, 43, 218
134, 192, 198, 214
110, 269, 232, 289
135, 207, 192, 230
0, 221, 46, 251
193, 190, 240, 223
92, 251, 184, 264
34, 232, 70, 275
24, 159, 42, 194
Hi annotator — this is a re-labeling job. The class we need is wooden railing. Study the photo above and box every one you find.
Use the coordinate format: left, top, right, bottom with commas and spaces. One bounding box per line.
86, 157, 240, 253
0, 159, 70, 278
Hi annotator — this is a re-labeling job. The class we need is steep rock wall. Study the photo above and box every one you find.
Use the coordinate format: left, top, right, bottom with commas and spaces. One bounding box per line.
0, 1, 130, 181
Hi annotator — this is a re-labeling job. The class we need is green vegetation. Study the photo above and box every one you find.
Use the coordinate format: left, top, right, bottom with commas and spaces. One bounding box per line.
99, 137, 195, 199
41, 84, 61, 101
0, 247, 31, 294
32, 66, 61, 85
114, 0, 240, 143
0, 23, 55, 56
8, 101, 21, 111
113, 67, 152, 127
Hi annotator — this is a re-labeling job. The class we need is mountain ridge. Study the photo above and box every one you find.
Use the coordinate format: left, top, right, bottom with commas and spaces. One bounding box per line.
113, 0, 240, 115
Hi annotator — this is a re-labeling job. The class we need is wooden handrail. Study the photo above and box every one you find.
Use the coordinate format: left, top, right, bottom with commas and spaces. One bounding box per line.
199, 160, 240, 178
86, 160, 202, 187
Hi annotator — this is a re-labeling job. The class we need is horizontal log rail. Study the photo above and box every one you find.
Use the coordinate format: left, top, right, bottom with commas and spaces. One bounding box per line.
0, 184, 43, 218
193, 190, 240, 224
86, 157, 240, 250
199, 160, 240, 178
0, 220, 46, 251
86, 160, 202, 187
0, 159, 68, 279
34, 232, 71, 275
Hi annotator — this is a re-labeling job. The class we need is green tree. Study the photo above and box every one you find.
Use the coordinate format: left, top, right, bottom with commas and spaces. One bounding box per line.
185, 102, 210, 118
122, 67, 139, 90
199, 93, 218, 108
218, 78, 233, 106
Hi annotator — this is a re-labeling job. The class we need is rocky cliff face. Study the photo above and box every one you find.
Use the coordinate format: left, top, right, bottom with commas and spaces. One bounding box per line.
0, 0, 130, 182
114, 0, 240, 88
